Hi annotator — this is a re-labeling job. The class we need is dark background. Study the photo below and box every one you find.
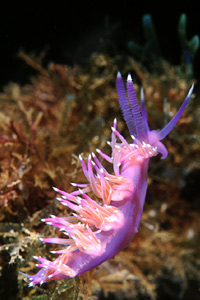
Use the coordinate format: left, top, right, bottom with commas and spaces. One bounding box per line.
1, 2, 200, 88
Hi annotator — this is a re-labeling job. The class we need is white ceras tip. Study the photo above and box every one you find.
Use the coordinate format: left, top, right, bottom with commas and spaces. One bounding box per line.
29, 282, 34, 287
92, 152, 96, 157
56, 197, 63, 202
50, 214, 56, 218
131, 135, 135, 140
107, 141, 111, 146
32, 256, 39, 260
52, 186, 59, 192
78, 188, 84, 194
100, 168, 104, 174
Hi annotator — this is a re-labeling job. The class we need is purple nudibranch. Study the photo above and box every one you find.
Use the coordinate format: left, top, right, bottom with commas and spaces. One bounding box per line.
22, 72, 194, 286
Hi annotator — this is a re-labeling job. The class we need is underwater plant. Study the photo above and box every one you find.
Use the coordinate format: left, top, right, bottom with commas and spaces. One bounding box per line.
22, 72, 194, 286
128, 14, 199, 78
128, 14, 161, 64
178, 14, 199, 76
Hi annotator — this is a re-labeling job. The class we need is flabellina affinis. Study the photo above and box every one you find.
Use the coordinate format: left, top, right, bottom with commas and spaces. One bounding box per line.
22, 72, 194, 286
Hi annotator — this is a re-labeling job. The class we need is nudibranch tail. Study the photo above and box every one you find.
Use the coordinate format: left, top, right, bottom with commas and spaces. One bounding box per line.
23, 72, 194, 287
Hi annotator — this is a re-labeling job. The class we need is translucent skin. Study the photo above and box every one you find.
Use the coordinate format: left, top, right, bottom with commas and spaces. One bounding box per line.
22, 73, 194, 286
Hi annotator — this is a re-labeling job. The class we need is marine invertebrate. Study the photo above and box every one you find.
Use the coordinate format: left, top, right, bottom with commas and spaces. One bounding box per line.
22, 72, 194, 286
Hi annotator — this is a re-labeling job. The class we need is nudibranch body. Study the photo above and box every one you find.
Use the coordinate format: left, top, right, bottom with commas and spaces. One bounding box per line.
23, 73, 194, 286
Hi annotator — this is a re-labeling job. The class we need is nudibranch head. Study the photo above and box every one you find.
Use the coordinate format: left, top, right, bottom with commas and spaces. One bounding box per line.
22, 73, 194, 286
116, 72, 194, 158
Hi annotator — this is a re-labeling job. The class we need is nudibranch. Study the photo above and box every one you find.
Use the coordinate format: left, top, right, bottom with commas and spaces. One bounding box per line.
23, 73, 194, 286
